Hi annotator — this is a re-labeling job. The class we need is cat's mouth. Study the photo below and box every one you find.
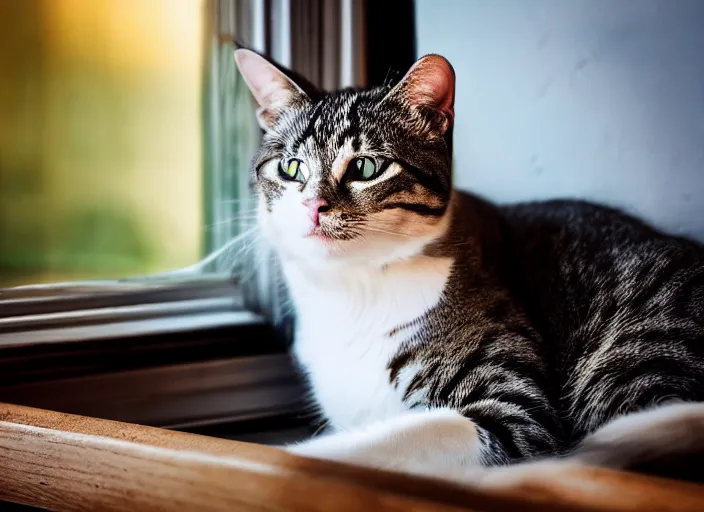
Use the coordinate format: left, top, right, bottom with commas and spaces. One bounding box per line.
304, 220, 358, 243
305, 225, 338, 241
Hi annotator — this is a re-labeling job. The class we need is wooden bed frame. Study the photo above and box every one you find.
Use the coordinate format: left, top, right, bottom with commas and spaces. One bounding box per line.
1, 403, 703, 511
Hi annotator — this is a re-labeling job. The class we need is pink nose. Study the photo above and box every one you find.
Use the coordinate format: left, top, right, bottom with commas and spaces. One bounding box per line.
304, 199, 329, 226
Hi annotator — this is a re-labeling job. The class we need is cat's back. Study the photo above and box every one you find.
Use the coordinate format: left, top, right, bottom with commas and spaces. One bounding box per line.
502, 197, 699, 252
493, 196, 704, 336
483, 196, 704, 434
499, 197, 704, 289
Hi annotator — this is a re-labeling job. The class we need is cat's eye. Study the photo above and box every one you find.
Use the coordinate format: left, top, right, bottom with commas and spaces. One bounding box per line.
279, 158, 308, 183
348, 157, 379, 181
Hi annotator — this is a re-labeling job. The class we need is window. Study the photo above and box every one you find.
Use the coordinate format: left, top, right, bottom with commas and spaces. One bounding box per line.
1, 1, 205, 285
0, 0, 411, 443
0, 0, 298, 440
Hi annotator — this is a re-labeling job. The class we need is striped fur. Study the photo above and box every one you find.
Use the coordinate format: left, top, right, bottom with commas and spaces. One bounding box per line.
236, 50, 704, 481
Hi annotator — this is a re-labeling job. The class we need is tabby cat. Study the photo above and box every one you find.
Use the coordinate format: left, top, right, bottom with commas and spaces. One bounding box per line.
235, 49, 704, 483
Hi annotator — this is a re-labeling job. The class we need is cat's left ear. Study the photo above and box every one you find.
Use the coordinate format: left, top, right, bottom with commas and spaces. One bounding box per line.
384, 54, 455, 134
235, 49, 310, 131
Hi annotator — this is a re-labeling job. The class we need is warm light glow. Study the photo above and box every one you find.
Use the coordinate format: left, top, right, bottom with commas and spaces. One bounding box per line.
0, 0, 206, 284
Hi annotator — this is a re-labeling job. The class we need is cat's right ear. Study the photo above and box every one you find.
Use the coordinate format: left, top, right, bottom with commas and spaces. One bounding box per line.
383, 54, 455, 135
234, 49, 310, 131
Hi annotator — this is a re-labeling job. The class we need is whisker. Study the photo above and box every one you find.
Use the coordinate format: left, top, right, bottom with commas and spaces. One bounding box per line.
356, 226, 415, 238
214, 210, 259, 217
205, 216, 259, 228
217, 198, 258, 205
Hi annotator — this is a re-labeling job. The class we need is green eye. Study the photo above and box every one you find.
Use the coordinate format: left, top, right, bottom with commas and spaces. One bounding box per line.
285, 159, 299, 178
350, 157, 378, 180
279, 158, 307, 182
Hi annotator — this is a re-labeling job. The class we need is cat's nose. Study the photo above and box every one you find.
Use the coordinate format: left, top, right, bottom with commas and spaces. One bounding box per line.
304, 199, 330, 226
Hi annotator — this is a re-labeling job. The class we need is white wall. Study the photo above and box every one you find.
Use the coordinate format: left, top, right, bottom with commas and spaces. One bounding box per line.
416, 0, 704, 241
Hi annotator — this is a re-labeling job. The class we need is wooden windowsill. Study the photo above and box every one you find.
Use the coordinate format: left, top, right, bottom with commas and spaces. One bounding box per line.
1, 403, 703, 511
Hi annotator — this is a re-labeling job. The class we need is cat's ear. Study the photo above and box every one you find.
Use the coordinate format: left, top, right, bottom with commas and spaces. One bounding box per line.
234, 49, 310, 131
384, 54, 455, 134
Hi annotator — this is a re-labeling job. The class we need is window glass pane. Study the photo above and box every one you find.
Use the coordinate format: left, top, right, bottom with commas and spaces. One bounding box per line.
0, 0, 257, 288
203, 1, 260, 271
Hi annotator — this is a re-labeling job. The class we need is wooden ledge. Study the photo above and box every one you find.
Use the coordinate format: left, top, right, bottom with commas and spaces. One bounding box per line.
1, 403, 703, 511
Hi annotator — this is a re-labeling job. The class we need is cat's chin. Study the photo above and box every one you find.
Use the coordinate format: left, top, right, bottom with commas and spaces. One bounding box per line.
272, 238, 391, 272
274, 237, 431, 273
264, 221, 435, 269
272, 235, 353, 263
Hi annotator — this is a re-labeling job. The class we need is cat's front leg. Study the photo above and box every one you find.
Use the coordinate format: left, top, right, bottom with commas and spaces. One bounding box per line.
287, 408, 483, 478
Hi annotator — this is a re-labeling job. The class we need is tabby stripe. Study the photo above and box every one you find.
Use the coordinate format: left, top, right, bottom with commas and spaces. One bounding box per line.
596, 296, 619, 325
527, 428, 561, 455
369, 166, 414, 196
610, 354, 698, 390
455, 374, 559, 436
437, 353, 485, 403
382, 202, 446, 217
461, 386, 545, 416
398, 160, 449, 197
475, 428, 511, 465
338, 96, 362, 151
673, 269, 704, 320
293, 102, 324, 152
570, 352, 699, 432
483, 391, 561, 435
413, 366, 440, 401
436, 340, 545, 404
628, 380, 692, 411
388, 349, 416, 386
611, 328, 691, 352
402, 373, 427, 401
466, 411, 524, 460
630, 259, 684, 311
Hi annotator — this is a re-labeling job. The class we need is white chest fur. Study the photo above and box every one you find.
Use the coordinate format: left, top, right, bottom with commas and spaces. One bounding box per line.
283, 256, 453, 431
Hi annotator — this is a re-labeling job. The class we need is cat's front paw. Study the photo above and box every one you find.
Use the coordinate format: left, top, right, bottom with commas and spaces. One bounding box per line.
286, 435, 360, 464
286, 433, 434, 476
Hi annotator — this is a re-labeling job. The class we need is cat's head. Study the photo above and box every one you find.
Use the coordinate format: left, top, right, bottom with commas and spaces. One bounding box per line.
235, 50, 455, 268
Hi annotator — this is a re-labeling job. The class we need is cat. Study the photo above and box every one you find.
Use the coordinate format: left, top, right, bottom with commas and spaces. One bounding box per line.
234, 48, 704, 484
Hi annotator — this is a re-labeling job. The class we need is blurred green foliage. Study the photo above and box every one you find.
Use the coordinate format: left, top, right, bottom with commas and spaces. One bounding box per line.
0, 0, 204, 287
